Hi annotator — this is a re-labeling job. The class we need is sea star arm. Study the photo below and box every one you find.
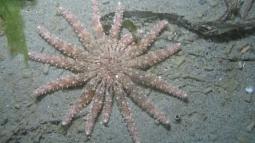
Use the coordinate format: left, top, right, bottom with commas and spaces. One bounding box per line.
114, 79, 141, 143
92, 0, 105, 39
110, 2, 123, 41
123, 21, 168, 59
119, 34, 134, 47
37, 26, 91, 60
126, 43, 180, 68
62, 77, 99, 125
86, 78, 105, 135
120, 74, 169, 124
124, 68, 187, 98
116, 34, 134, 53
28, 52, 88, 72
59, 7, 95, 51
103, 77, 113, 123
138, 20, 168, 52
34, 73, 95, 97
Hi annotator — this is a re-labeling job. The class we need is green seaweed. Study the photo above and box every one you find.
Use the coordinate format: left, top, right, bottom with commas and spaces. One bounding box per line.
122, 20, 137, 36
122, 20, 138, 42
102, 20, 138, 42
0, 0, 28, 66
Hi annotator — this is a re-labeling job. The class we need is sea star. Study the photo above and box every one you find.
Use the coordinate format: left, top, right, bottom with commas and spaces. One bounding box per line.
28, 0, 187, 142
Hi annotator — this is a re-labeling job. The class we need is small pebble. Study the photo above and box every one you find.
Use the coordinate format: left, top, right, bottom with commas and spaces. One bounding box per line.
245, 86, 254, 94
204, 66, 213, 71
26, 101, 34, 107
203, 87, 213, 94
226, 53, 242, 61
15, 103, 21, 109
241, 45, 250, 54
175, 56, 186, 67
246, 122, 255, 133
43, 64, 50, 75
238, 61, 244, 70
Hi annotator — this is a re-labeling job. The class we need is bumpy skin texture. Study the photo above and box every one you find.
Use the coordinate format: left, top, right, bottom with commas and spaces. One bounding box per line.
29, 0, 187, 143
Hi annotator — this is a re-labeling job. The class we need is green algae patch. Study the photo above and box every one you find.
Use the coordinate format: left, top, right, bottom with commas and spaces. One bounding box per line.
122, 20, 139, 42
0, 0, 28, 66
102, 20, 139, 42
122, 20, 137, 36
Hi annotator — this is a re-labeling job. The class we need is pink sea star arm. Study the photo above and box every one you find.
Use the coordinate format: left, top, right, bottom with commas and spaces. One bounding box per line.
28, 52, 88, 72
59, 7, 97, 53
114, 80, 141, 143
34, 73, 95, 97
92, 0, 105, 39
116, 34, 134, 53
139, 20, 168, 51
62, 77, 99, 125
120, 74, 169, 125
103, 77, 113, 123
119, 34, 134, 47
126, 43, 181, 68
124, 21, 168, 59
59, 7, 95, 51
37, 26, 92, 60
110, 2, 123, 40
124, 68, 187, 98
86, 78, 105, 135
